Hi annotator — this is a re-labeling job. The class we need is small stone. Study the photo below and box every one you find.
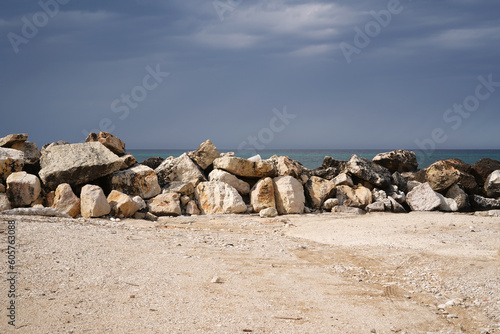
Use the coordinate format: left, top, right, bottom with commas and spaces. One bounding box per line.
259, 207, 278, 218
211, 276, 223, 283
447, 314, 458, 319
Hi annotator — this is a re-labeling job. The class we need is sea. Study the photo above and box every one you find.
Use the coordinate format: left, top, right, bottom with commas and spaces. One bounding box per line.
128, 149, 500, 170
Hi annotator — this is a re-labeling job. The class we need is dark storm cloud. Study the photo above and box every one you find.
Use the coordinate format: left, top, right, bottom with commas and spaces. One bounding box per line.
0, 0, 499, 150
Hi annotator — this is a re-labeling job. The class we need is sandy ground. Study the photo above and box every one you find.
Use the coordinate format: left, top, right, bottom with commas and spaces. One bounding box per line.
1, 212, 499, 334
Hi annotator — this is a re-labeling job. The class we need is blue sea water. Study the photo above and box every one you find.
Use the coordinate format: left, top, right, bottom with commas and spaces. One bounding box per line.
128, 148, 500, 170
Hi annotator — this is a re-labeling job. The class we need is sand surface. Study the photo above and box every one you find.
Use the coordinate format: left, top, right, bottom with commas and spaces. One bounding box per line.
1, 212, 499, 333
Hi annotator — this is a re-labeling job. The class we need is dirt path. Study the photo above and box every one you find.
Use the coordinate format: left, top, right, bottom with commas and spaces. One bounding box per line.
1, 212, 499, 333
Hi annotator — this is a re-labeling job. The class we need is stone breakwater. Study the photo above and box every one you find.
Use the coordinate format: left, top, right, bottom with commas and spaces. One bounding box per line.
1, 132, 500, 220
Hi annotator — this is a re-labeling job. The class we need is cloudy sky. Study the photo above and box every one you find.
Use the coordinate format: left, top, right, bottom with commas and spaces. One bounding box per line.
1, 0, 499, 152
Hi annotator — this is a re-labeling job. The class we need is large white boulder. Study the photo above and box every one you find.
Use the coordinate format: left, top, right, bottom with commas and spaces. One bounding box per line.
209, 169, 250, 195
195, 181, 246, 214
273, 176, 305, 215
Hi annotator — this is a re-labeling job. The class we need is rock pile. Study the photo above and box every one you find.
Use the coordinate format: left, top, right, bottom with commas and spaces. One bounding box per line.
1, 132, 500, 220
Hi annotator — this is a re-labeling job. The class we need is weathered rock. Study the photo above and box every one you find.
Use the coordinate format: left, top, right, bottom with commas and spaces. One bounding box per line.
141, 156, 164, 170
52, 183, 80, 218
119, 154, 137, 170
310, 167, 339, 181
188, 139, 220, 170
85, 132, 126, 156
0, 148, 24, 183
332, 206, 366, 215
195, 181, 247, 214
372, 149, 418, 173
271, 156, 305, 179
0, 133, 28, 149
424, 159, 478, 193
336, 185, 360, 207
273, 176, 305, 215
147, 193, 182, 217
406, 182, 441, 211
304, 176, 336, 209
372, 189, 387, 202
470, 195, 500, 211
213, 156, 275, 178
407, 180, 422, 193
6, 172, 41, 207
107, 190, 139, 218
180, 195, 190, 206
41, 140, 69, 152
39, 142, 123, 190
446, 184, 470, 211
322, 198, 339, 211
388, 196, 407, 213
22, 141, 41, 169
155, 153, 206, 187
185, 200, 200, 215
392, 172, 408, 194
0, 193, 12, 212
322, 156, 345, 170
132, 196, 147, 211
107, 164, 161, 199
336, 185, 372, 209
1, 207, 70, 218
162, 182, 195, 196
80, 185, 110, 218
347, 155, 391, 188
366, 201, 385, 212
471, 158, 500, 186
436, 192, 459, 212
389, 190, 406, 205
484, 170, 500, 198
355, 186, 373, 209
250, 177, 276, 212
209, 169, 250, 195
259, 207, 278, 218
332, 173, 354, 187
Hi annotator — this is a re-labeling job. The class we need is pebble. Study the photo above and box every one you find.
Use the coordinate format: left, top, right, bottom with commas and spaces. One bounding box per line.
447, 314, 458, 319
211, 276, 223, 283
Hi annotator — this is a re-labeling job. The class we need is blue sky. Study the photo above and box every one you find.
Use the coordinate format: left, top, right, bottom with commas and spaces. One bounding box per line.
1, 0, 499, 151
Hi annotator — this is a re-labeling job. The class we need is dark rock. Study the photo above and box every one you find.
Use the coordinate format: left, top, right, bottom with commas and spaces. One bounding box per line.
424, 159, 479, 194
310, 167, 339, 180
141, 156, 164, 170
347, 155, 392, 188
471, 158, 500, 187
42, 140, 69, 151
372, 149, 418, 173
391, 172, 408, 194
470, 194, 500, 211
322, 156, 348, 171
446, 184, 470, 212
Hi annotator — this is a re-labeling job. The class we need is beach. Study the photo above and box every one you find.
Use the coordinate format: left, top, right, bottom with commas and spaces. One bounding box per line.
1, 212, 499, 333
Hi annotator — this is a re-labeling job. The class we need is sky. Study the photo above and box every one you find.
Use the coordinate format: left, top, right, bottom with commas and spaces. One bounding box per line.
1, 0, 499, 152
